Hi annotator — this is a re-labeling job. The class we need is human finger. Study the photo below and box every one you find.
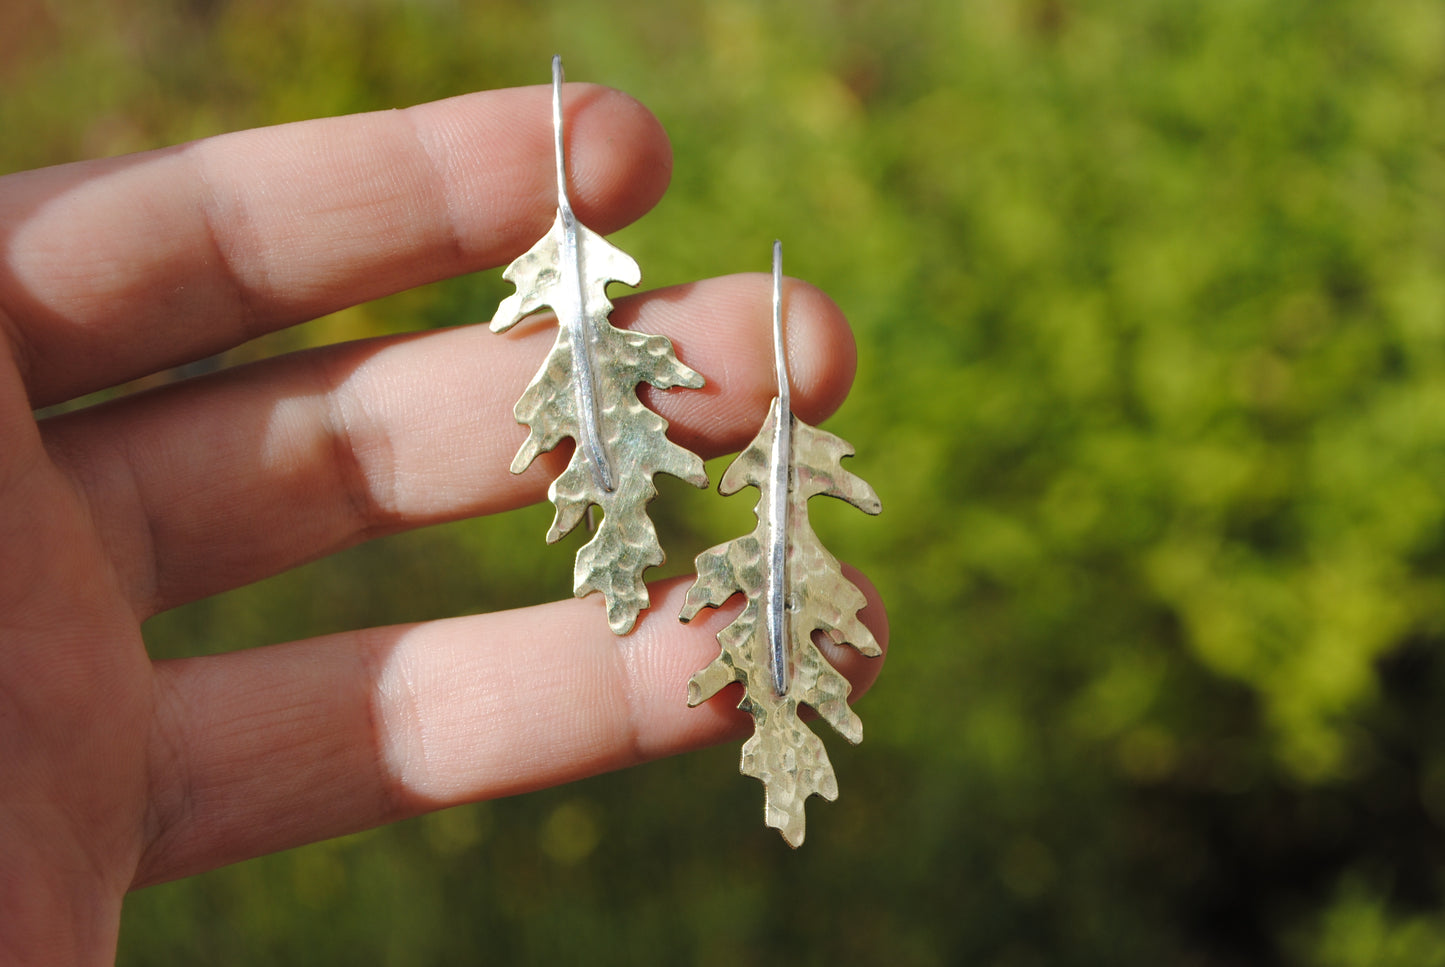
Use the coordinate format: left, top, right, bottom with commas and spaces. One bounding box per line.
43, 275, 854, 616
133, 570, 888, 887
0, 82, 670, 407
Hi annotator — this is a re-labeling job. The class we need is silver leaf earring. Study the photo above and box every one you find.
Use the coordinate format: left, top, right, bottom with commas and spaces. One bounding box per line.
679, 241, 882, 846
490, 56, 708, 635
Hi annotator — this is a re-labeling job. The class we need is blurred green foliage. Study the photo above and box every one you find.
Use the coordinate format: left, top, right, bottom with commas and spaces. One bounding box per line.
7, 0, 1445, 962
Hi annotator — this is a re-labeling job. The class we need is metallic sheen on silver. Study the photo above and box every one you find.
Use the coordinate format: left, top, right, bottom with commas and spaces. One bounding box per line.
551, 55, 614, 493
765, 241, 792, 697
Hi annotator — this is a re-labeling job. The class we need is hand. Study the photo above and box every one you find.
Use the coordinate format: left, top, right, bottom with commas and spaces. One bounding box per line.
0, 82, 886, 962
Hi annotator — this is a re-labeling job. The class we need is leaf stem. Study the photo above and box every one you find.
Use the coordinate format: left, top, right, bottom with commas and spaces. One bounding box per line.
552, 54, 615, 493
766, 240, 792, 696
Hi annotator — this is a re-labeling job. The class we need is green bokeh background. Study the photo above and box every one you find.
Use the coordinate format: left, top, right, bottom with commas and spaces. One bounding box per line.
8, 0, 1445, 963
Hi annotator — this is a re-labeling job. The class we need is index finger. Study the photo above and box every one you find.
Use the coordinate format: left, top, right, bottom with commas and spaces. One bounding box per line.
0, 83, 671, 407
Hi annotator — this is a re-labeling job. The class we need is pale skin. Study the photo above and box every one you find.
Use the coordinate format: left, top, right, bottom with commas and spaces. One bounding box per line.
0, 82, 887, 962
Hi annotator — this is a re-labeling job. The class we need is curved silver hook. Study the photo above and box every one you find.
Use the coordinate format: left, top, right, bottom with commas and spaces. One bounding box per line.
551, 54, 573, 217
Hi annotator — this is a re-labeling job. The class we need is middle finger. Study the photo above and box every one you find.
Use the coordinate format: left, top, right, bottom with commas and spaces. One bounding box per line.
42, 275, 855, 616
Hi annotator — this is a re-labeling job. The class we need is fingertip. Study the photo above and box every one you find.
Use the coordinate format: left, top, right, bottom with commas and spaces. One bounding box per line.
565, 84, 673, 234
411, 82, 672, 261
624, 274, 859, 457
783, 280, 856, 428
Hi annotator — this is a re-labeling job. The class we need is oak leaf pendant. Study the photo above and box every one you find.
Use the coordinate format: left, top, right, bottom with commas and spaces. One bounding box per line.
491, 57, 707, 635
679, 243, 881, 846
